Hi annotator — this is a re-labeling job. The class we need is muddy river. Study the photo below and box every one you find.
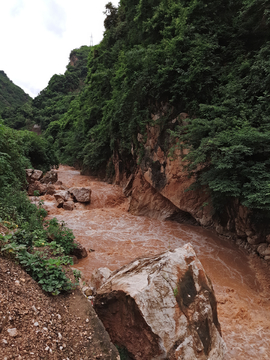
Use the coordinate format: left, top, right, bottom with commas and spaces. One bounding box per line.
42, 166, 270, 359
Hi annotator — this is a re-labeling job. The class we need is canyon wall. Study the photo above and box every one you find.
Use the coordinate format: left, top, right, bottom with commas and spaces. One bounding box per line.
116, 111, 270, 262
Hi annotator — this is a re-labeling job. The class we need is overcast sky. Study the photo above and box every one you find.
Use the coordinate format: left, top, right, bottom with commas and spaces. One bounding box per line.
0, 0, 119, 98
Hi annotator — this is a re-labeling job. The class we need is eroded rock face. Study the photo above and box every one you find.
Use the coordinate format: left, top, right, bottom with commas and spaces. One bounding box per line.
94, 244, 226, 360
69, 187, 92, 203
128, 169, 179, 220
126, 116, 213, 226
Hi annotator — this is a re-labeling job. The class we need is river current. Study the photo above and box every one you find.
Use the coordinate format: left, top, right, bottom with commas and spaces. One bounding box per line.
41, 166, 270, 359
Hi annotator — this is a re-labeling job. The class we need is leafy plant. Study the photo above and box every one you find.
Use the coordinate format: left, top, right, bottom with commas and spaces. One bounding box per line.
45, 218, 77, 255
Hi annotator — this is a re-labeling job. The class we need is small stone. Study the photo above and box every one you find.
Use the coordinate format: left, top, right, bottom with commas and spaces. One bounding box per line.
34, 322, 39, 327
20, 278, 25, 282
86, 318, 89, 323
57, 314, 61, 320
247, 236, 262, 245
84, 288, 94, 297
257, 243, 269, 256
2, 339, 8, 344
58, 332, 62, 340
15, 280, 20, 286
7, 328, 17, 337
43, 327, 48, 331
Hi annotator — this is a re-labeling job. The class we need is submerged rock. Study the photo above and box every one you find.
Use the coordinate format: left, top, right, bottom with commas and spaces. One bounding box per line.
94, 244, 226, 360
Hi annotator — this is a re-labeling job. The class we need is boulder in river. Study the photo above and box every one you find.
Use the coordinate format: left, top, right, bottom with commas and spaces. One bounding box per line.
63, 200, 75, 211
27, 181, 47, 196
54, 190, 70, 207
46, 184, 56, 195
69, 187, 91, 203
26, 169, 43, 184
40, 170, 58, 184
94, 244, 226, 360
71, 240, 88, 259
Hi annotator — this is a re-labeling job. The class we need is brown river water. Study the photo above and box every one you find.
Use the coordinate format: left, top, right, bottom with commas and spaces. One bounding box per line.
41, 166, 270, 359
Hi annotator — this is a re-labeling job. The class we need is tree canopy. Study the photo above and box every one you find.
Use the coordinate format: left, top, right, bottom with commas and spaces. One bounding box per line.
3, 0, 270, 214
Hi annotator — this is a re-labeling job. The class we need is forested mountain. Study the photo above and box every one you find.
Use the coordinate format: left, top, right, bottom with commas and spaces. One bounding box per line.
3, 0, 270, 217
0, 70, 31, 112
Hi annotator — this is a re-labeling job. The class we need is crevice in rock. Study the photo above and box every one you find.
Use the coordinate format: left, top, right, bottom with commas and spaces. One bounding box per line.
165, 209, 199, 226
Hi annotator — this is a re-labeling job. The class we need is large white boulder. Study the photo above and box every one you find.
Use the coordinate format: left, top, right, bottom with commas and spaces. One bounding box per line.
94, 244, 226, 360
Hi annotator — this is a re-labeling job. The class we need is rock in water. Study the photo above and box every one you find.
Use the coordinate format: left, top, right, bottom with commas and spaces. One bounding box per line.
40, 170, 58, 184
94, 244, 226, 360
54, 190, 70, 207
71, 240, 88, 259
63, 201, 74, 211
69, 187, 91, 203
27, 181, 47, 196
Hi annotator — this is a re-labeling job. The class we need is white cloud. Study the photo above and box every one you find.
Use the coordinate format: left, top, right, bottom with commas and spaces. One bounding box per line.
10, 0, 24, 17
0, 0, 119, 98
43, 0, 67, 38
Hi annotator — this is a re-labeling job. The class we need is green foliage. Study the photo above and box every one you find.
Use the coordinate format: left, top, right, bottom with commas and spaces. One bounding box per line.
4, 1, 269, 214
0, 210, 78, 296
44, 218, 77, 255
0, 120, 73, 296
0, 70, 31, 112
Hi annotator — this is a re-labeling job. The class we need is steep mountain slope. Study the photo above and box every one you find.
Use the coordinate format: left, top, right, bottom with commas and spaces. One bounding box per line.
44, 0, 270, 214
0, 70, 31, 111
3, 0, 270, 234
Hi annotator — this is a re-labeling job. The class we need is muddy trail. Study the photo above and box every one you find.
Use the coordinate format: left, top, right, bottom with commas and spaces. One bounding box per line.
41, 166, 270, 359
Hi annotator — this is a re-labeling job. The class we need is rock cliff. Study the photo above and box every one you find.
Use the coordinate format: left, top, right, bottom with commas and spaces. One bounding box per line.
116, 111, 270, 262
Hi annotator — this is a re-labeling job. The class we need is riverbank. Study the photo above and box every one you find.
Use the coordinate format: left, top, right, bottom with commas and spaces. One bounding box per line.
0, 254, 119, 360
39, 165, 270, 360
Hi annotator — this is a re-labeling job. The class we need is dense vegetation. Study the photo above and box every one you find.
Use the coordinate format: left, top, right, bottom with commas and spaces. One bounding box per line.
0, 70, 31, 112
3, 0, 270, 216
0, 120, 79, 295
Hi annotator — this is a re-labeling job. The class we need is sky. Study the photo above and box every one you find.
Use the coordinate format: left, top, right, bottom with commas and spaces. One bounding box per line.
0, 0, 119, 98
